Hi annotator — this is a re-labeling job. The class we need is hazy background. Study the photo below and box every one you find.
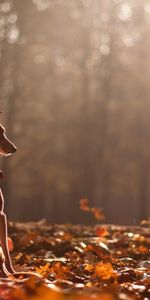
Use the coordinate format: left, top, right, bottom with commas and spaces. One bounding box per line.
0, 0, 150, 225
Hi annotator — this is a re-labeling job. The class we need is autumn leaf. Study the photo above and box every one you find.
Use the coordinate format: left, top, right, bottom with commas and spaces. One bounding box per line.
50, 262, 70, 279
1, 221, 149, 300
19, 232, 39, 247
84, 264, 94, 272
96, 227, 109, 237
93, 262, 117, 280
85, 262, 117, 280
80, 199, 105, 221
80, 198, 90, 212
35, 263, 50, 277
7, 237, 14, 252
0, 237, 14, 253
137, 245, 148, 254
91, 207, 105, 221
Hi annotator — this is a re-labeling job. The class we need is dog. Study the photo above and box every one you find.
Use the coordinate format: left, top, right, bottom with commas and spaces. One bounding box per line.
0, 123, 17, 276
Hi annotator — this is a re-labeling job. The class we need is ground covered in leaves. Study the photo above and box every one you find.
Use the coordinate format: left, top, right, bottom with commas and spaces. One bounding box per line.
0, 220, 150, 299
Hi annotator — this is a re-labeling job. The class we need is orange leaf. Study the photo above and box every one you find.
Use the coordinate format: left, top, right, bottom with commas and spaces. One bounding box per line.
35, 263, 50, 277
94, 262, 117, 280
80, 198, 90, 212
96, 227, 109, 237
84, 264, 94, 272
91, 207, 105, 221
80, 199, 105, 221
7, 237, 14, 252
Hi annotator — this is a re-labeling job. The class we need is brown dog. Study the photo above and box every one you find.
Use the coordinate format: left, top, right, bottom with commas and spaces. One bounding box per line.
0, 123, 17, 276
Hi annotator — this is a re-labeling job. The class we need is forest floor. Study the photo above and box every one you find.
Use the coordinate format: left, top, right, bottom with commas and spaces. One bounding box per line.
0, 220, 149, 300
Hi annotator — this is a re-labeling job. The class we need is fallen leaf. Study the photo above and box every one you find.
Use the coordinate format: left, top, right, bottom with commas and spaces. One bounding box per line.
94, 262, 117, 280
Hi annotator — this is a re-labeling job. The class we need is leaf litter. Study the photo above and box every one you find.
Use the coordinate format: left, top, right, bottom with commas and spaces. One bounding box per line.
0, 202, 149, 299
0, 217, 148, 300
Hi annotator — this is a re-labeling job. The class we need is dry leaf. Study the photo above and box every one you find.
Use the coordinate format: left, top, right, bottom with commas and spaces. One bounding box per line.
91, 207, 105, 221
35, 263, 50, 277
80, 198, 90, 212
96, 227, 109, 237
94, 262, 117, 280
80, 199, 105, 221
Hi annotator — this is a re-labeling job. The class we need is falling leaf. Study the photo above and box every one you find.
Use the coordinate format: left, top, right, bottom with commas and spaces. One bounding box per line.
91, 207, 105, 221
80, 199, 105, 220
80, 198, 90, 212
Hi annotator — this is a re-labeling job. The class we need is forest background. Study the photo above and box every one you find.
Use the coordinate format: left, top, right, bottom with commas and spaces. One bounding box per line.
0, 0, 150, 225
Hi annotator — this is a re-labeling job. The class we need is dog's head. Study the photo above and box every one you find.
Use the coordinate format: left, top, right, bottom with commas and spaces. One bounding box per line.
0, 124, 17, 156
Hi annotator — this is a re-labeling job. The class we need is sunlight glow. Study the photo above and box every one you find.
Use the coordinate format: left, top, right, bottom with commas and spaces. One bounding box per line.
122, 35, 134, 47
8, 14, 17, 24
8, 27, 19, 43
118, 4, 132, 21
32, 0, 50, 11
0, 2, 11, 13
100, 45, 110, 56
144, 2, 150, 14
